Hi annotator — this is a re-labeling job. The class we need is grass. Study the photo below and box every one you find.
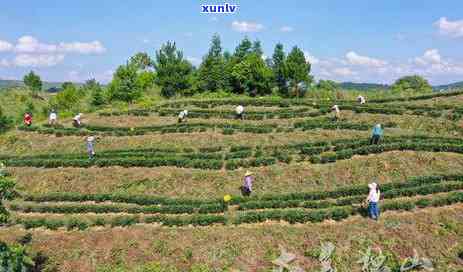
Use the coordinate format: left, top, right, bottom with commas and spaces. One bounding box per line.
2, 89, 463, 271
0, 129, 375, 156
1, 205, 463, 271
391, 94, 463, 107
10, 151, 463, 198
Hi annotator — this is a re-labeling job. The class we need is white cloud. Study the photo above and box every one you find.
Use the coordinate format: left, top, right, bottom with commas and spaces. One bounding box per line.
14, 36, 106, 54
58, 41, 106, 54
231, 21, 264, 32
280, 26, 294, 32
186, 56, 201, 66
142, 38, 150, 44
310, 48, 463, 84
304, 51, 319, 65
414, 49, 442, 66
0, 36, 106, 68
434, 17, 463, 38
13, 54, 65, 67
209, 16, 218, 22
345, 51, 387, 67
332, 67, 356, 76
410, 49, 463, 76
15, 36, 57, 53
0, 40, 13, 52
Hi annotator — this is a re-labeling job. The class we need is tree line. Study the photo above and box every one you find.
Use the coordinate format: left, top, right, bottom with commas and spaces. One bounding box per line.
18, 34, 435, 110
105, 34, 313, 103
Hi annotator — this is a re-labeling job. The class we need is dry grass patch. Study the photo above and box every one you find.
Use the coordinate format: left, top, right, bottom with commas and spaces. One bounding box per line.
0, 129, 371, 156
1, 205, 462, 271
10, 151, 463, 199
341, 111, 460, 135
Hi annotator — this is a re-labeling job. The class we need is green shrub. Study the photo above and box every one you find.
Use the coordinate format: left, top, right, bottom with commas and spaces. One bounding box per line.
110, 216, 139, 227
66, 217, 89, 230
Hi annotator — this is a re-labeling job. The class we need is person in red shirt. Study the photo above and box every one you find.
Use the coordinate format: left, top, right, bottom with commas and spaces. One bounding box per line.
23, 113, 32, 127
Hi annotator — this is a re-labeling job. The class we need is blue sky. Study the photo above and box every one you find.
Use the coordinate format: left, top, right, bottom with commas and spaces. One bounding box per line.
1, 0, 462, 84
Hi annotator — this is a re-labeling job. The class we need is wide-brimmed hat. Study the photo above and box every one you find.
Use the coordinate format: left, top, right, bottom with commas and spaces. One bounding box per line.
245, 171, 253, 176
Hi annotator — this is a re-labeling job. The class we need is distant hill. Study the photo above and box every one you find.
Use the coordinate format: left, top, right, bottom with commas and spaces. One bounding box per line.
340, 81, 463, 92
433, 81, 463, 91
339, 82, 390, 91
0, 79, 24, 89
0, 79, 83, 91
2, 78, 461, 93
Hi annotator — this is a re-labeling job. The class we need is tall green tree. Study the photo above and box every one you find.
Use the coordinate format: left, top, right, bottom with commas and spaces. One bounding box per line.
252, 40, 263, 58
82, 79, 100, 92
129, 52, 153, 71
271, 43, 289, 96
317, 80, 340, 92
286, 46, 312, 97
108, 64, 143, 104
230, 53, 273, 96
227, 38, 272, 94
153, 41, 193, 97
61, 82, 75, 91
50, 82, 81, 111
136, 71, 156, 91
391, 75, 432, 94
91, 87, 105, 107
233, 37, 253, 60
83, 79, 105, 107
127, 53, 156, 91
197, 34, 226, 92
23, 71, 42, 96
0, 106, 13, 134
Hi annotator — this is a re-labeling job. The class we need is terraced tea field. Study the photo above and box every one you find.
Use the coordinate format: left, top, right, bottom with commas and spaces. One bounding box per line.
2, 91, 463, 271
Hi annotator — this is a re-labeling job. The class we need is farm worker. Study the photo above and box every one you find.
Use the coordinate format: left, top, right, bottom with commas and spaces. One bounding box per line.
0, 161, 6, 177
23, 113, 32, 127
178, 110, 188, 123
85, 136, 97, 159
241, 171, 254, 196
49, 110, 57, 125
357, 95, 366, 105
366, 182, 381, 220
370, 124, 383, 145
73, 113, 83, 128
235, 105, 244, 120
331, 105, 340, 120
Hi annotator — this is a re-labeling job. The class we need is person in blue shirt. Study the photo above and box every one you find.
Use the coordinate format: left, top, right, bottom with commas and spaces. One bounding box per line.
370, 124, 383, 145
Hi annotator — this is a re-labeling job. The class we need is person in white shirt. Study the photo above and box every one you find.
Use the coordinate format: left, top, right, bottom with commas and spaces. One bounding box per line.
366, 182, 381, 220
331, 105, 340, 120
73, 113, 83, 128
49, 110, 57, 125
357, 95, 366, 105
178, 110, 188, 123
235, 105, 244, 120
0, 162, 6, 177
85, 136, 97, 159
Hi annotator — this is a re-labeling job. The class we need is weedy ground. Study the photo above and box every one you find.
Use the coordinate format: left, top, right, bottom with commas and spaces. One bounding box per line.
1, 93, 463, 271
